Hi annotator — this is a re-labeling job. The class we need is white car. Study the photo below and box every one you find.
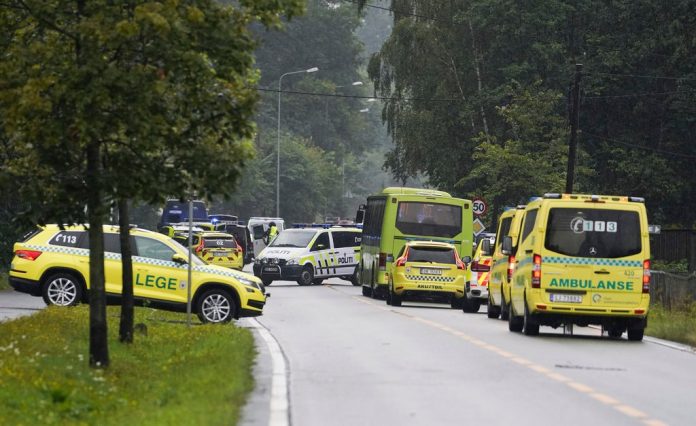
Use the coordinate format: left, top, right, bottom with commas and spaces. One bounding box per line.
253, 227, 361, 286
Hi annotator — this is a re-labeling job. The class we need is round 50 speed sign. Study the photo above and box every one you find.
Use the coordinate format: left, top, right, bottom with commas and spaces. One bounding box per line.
472, 198, 487, 216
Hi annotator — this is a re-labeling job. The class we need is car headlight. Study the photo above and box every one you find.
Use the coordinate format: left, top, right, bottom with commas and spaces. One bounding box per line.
286, 258, 299, 265
238, 277, 260, 290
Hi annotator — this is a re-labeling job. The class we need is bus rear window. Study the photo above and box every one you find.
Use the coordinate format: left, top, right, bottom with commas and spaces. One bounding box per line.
544, 208, 641, 258
407, 247, 456, 264
395, 202, 462, 238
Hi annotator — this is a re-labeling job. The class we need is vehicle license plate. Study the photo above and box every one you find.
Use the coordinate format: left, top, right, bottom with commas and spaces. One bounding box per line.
420, 268, 442, 276
549, 294, 582, 303
263, 266, 280, 273
214, 251, 227, 257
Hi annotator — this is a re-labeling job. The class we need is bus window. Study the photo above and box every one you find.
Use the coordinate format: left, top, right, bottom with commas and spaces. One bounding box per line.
395, 202, 462, 238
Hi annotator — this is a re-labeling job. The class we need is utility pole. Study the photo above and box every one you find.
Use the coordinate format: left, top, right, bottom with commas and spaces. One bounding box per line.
565, 63, 583, 194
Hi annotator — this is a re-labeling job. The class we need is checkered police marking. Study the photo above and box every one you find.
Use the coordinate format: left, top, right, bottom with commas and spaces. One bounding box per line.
405, 275, 456, 283
543, 256, 642, 268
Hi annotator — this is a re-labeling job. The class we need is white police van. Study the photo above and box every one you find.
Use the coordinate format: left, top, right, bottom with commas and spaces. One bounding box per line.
253, 226, 361, 286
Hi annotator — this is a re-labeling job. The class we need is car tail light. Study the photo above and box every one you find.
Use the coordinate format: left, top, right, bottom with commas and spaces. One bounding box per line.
531, 254, 542, 288
642, 259, 650, 293
507, 255, 515, 282
16, 249, 42, 261
379, 252, 387, 270
453, 251, 466, 270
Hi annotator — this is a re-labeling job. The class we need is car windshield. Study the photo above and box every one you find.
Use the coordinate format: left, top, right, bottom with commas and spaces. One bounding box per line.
544, 208, 642, 258
407, 247, 456, 264
168, 238, 206, 265
269, 230, 316, 248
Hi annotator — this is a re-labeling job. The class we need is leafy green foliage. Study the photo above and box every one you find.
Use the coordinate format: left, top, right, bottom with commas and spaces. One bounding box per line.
370, 0, 696, 227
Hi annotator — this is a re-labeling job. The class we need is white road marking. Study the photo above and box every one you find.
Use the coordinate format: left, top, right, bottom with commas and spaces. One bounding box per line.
248, 318, 290, 426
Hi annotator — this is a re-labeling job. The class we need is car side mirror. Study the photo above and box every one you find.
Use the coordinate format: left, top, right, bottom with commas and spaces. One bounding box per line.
481, 239, 491, 256
172, 253, 188, 264
501, 236, 512, 255
461, 256, 472, 264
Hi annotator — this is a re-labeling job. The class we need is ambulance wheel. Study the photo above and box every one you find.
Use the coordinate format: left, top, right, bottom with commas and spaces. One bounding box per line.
508, 304, 523, 332
607, 327, 623, 339
297, 266, 313, 286
42, 272, 83, 306
196, 289, 236, 323
522, 299, 539, 336
627, 327, 644, 341
262, 279, 273, 286
312, 279, 324, 285
362, 286, 372, 297
500, 292, 510, 320
487, 297, 501, 319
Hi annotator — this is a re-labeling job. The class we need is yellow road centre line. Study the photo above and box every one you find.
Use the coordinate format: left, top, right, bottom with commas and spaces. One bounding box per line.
348, 293, 667, 425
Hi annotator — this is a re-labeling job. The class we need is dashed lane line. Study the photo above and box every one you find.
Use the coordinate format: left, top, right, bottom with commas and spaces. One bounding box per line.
347, 293, 667, 425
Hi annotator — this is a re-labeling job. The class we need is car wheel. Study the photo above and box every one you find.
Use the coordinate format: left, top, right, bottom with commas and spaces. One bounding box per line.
462, 294, 480, 313
390, 289, 402, 307
522, 298, 540, 336
627, 327, 644, 341
196, 289, 236, 323
362, 286, 372, 297
42, 272, 83, 306
500, 291, 510, 320
508, 303, 523, 332
487, 296, 501, 319
297, 266, 313, 286
451, 296, 463, 309
262, 279, 273, 286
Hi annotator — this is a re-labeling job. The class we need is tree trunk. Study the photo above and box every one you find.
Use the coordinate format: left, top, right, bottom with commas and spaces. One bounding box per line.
87, 140, 109, 368
118, 198, 134, 343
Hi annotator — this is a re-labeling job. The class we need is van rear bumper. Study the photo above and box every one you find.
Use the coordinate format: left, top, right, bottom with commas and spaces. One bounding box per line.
530, 311, 647, 329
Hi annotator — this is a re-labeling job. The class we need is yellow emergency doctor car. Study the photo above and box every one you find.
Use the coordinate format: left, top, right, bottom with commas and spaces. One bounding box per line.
487, 205, 526, 320
386, 241, 469, 307
9, 225, 267, 323
506, 194, 651, 340
172, 230, 244, 270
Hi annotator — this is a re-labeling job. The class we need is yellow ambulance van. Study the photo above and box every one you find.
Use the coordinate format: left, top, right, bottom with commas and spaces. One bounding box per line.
506, 194, 650, 341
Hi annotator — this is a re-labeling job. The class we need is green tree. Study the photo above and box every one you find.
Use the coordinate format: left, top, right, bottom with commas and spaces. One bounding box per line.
0, 0, 303, 366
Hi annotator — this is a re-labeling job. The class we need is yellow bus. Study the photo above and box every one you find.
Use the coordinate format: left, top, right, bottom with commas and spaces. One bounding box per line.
358, 187, 473, 298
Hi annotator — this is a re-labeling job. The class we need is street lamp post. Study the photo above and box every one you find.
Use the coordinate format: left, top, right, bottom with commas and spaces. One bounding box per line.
277, 66, 318, 217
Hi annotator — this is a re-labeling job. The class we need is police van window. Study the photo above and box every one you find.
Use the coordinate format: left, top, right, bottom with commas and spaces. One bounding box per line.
496, 217, 512, 250
49, 231, 85, 248
545, 208, 641, 258
311, 232, 330, 251
332, 231, 361, 249
395, 202, 462, 238
520, 210, 538, 244
269, 230, 315, 248
134, 236, 176, 262
252, 225, 265, 240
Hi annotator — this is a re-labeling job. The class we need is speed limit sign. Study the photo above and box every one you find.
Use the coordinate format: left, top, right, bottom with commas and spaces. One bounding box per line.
472, 198, 487, 216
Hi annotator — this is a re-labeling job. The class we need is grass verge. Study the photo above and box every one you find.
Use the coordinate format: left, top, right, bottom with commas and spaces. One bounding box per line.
0, 270, 9, 290
0, 305, 255, 425
646, 303, 696, 347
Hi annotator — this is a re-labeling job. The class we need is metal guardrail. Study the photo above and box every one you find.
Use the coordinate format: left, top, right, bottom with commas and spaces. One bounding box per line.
650, 270, 696, 309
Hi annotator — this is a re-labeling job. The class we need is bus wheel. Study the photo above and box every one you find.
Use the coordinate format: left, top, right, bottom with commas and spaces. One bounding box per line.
350, 268, 360, 286
362, 286, 372, 297
297, 266, 313, 286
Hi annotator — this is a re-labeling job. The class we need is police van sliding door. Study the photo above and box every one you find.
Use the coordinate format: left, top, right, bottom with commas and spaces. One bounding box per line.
310, 232, 332, 278
331, 231, 360, 276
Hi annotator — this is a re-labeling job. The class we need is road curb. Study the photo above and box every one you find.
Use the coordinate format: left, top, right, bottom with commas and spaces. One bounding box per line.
240, 318, 291, 426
